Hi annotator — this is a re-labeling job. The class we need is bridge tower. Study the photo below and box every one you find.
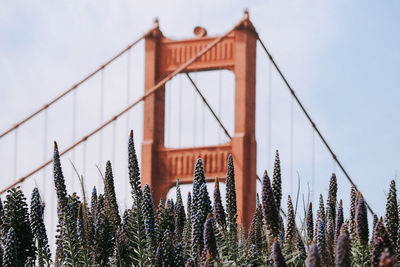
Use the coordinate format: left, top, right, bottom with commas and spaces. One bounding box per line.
141, 13, 257, 230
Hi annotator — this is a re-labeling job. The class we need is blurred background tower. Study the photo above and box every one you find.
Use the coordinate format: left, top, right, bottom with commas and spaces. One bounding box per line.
141, 13, 257, 230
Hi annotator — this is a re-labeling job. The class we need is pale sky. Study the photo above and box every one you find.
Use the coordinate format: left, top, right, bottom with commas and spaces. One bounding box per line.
1, 1, 400, 251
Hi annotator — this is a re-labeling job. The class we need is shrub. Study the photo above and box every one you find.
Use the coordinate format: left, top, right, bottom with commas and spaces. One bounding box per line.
0, 132, 396, 267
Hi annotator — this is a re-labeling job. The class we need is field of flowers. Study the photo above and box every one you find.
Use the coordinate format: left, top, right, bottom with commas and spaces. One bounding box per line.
0, 131, 397, 266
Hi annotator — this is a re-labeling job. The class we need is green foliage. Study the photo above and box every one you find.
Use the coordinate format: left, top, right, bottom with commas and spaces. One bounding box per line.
2, 227, 17, 267
128, 130, 142, 199
327, 173, 337, 228
53, 142, 68, 265
92, 195, 113, 266
261, 170, 279, 238
76, 203, 90, 266
142, 184, 156, 253
335, 224, 350, 267
127, 190, 147, 266
247, 194, 264, 253
156, 200, 175, 247
350, 185, 357, 239
316, 194, 325, 226
104, 161, 121, 235
182, 197, 193, 261
325, 206, 335, 265
30, 187, 51, 266
351, 239, 370, 267
63, 201, 84, 266
213, 178, 226, 230
316, 222, 326, 266
305, 244, 321, 267
175, 180, 186, 241
160, 229, 174, 266
379, 248, 397, 266
385, 180, 398, 251
3, 186, 35, 266
305, 202, 313, 245
9, 135, 400, 267
335, 200, 344, 242
114, 210, 130, 266
272, 150, 282, 212
203, 214, 218, 262
0, 197, 4, 237
272, 238, 287, 267
226, 155, 238, 242
355, 193, 369, 247
284, 195, 296, 250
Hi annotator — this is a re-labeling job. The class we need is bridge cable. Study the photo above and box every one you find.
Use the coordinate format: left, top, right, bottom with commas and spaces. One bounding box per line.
186, 72, 285, 217
178, 75, 183, 147
125, 50, 131, 203
311, 129, 316, 204
112, 121, 116, 166
267, 60, 272, 169
185, 73, 231, 140
13, 130, 18, 181
290, 96, 294, 195
218, 71, 222, 143
193, 73, 198, 145
83, 141, 87, 180
201, 84, 206, 146
99, 70, 105, 170
0, 29, 153, 141
186, 73, 264, 184
71, 88, 77, 190
167, 80, 171, 146
43, 109, 48, 182
0, 17, 244, 195
257, 37, 375, 216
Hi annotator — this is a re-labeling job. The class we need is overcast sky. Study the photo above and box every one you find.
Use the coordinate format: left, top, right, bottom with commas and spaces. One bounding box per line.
1, 1, 400, 251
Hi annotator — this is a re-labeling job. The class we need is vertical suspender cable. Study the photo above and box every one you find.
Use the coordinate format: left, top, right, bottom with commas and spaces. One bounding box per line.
267, 60, 272, 169
311, 129, 315, 204
126, 50, 131, 132
201, 80, 205, 146
43, 110, 48, 181
178, 75, 183, 147
71, 89, 77, 190
99, 70, 105, 170
258, 37, 375, 216
125, 50, 131, 204
83, 141, 87, 179
112, 121, 116, 166
43, 108, 53, 250
218, 71, 222, 143
290, 96, 294, 195
193, 73, 197, 146
167, 81, 171, 146
42, 111, 49, 237
13, 129, 18, 181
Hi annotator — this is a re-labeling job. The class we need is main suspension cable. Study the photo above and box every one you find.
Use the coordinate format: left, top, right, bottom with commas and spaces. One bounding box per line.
0, 28, 153, 140
185, 73, 231, 139
258, 37, 375, 216
186, 73, 266, 184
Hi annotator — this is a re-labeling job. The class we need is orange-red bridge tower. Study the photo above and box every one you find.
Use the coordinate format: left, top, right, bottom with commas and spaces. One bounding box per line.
141, 14, 257, 230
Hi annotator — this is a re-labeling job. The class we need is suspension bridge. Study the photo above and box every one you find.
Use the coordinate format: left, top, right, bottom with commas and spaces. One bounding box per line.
0, 11, 374, 249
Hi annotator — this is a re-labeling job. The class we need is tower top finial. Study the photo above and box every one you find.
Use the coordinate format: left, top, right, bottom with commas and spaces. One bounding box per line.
153, 17, 159, 28
243, 8, 249, 19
